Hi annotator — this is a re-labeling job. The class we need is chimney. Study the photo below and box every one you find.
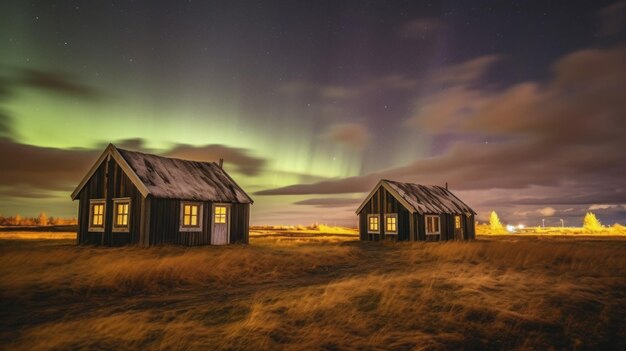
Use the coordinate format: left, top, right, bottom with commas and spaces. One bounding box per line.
218, 158, 224, 169
445, 182, 448, 190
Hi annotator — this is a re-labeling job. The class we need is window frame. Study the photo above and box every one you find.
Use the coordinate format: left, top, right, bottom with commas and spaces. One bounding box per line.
367, 214, 380, 234
455, 215, 462, 229
88, 199, 106, 232
179, 201, 203, 232
384, 213, 398, 234
112, 198, 131, 232
425, 215, 441, 235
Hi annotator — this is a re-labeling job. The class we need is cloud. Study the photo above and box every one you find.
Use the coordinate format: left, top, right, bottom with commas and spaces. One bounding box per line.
431, 55, 501, 86
18, 68, 104, 100
0, 139, 268, 204
259, 45, 626, 207
323, 123, 370, 150
597, 1, 626, 37
538, 207, 556, 216
399, 18, 444, 39
293, 197, 361, 208
279, 74, 417, 101
0, 139, 100, 192
0, 113, 13, 139
589, 204, 619, 210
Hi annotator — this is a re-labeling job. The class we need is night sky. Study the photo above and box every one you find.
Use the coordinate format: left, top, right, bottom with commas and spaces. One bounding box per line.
1, 1, 625, 226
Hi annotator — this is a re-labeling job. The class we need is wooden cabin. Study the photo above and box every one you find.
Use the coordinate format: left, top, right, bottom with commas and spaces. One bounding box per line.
356, 179, 476, 242
71, 144, 253, 246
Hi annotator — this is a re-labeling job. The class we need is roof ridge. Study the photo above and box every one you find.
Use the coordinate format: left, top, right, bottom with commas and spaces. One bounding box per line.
117, 147, 220, 167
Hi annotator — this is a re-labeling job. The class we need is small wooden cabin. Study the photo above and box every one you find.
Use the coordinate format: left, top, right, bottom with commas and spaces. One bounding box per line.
356, 179, 476, 242
71, 144, 253, 246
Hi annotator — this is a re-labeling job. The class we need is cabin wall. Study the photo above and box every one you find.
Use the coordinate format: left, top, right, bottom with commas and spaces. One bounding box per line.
466, 215, 476, 240
148, 199, 211, 246
358, 186, 412, 241
148, 200, 250, 246
229, 203, 250, 244
77, 157, 143, 246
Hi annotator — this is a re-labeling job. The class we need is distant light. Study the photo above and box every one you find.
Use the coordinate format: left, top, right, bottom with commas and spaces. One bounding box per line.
517, 224, 525, 229
506, 224, 516, 233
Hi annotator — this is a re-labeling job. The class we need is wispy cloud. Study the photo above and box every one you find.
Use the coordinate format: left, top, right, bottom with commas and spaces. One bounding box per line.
399, 18, 444, 39
323, 123, 370, 150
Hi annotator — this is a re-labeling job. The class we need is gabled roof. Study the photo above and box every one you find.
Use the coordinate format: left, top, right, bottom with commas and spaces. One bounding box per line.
355, 179, 475, 215
71, 144, 253, 204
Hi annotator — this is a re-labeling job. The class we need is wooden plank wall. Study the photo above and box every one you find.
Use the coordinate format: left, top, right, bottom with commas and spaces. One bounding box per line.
148, 199, 212, 246
229, 203, 250, 243
77, 158, 144, 246
77, 160, 106, 244
358, 186, 413, 241
148, 200, 250, 246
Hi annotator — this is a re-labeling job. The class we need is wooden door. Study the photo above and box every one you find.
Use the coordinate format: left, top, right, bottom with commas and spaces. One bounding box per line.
454, 215, 464, 240
212, 204, 230, 245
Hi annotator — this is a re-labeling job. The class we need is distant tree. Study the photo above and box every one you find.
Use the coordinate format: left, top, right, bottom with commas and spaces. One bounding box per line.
38, 212, 48, 226
489, 211, 504, 233
583, 212, 603, 232
13, 214, 22, 226
612, 223, 626, 235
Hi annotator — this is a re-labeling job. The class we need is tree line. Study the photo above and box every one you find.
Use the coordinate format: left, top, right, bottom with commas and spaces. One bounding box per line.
0, 213, 77, 226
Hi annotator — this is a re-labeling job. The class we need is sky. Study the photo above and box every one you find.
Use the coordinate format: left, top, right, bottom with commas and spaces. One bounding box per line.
1, 0, 625, 227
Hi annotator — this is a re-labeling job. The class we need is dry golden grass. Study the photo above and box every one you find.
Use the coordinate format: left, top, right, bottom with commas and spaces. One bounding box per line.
1, 232, 625, 350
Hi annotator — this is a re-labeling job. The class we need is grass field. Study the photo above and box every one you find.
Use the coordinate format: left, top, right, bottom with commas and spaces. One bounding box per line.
1, 230, 625, 350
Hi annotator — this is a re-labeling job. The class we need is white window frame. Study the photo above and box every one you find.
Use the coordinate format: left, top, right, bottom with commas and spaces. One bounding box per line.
367, 214, 380, 234
179, 201, 203, 232
425, 215, 441, 235
384, 213, 398, 234
112, 198, 131, 232
88, 199, 106, 232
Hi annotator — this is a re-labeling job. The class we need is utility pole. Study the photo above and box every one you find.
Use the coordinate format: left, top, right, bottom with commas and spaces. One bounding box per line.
542, 219, 545, 228
560, 219, 564, 228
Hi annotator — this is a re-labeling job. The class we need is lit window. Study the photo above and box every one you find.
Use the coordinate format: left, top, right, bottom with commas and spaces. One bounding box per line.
385, 214, 397, 233
426, 215, 440, 234
214, 206, 227, 224
89, 199, 105, 232
455, 215, 461, 229
183, 204, 199, 227
180, 202, 203, 232
368, 215, 379, 233
92, 204, 104, 226
113, 199, 130, 231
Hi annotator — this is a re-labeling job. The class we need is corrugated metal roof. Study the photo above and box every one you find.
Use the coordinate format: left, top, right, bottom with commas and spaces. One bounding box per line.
117, 148, 253, 203
383, 179, 475, 215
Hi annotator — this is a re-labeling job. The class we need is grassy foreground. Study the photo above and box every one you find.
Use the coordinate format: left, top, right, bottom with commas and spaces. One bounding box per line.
0, 231, 625, 350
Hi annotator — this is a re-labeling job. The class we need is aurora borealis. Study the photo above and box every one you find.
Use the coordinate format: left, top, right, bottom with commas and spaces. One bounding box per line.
1, 1, 625, 226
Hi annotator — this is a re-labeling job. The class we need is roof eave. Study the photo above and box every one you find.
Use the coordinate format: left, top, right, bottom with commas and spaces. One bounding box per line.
355, 180, 416, 214
70, 144, 151, 200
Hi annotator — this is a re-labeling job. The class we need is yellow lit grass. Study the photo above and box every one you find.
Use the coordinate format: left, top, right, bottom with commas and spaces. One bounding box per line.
0, 231, 76, 240
1, 235, 626, 350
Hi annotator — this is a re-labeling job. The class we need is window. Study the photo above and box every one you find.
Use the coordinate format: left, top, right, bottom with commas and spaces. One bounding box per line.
455, 215, 461, 229
113, 198, 130, 232
180, 202, 203, 232
385, 214, 397, 234
367, 215, 379, 233
426, 215, 441, 234
88, 199, 105, 232
214, 205, 227, 224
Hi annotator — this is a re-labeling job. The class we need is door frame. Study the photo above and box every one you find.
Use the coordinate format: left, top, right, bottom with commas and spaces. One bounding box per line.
211, 203, 231, 245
